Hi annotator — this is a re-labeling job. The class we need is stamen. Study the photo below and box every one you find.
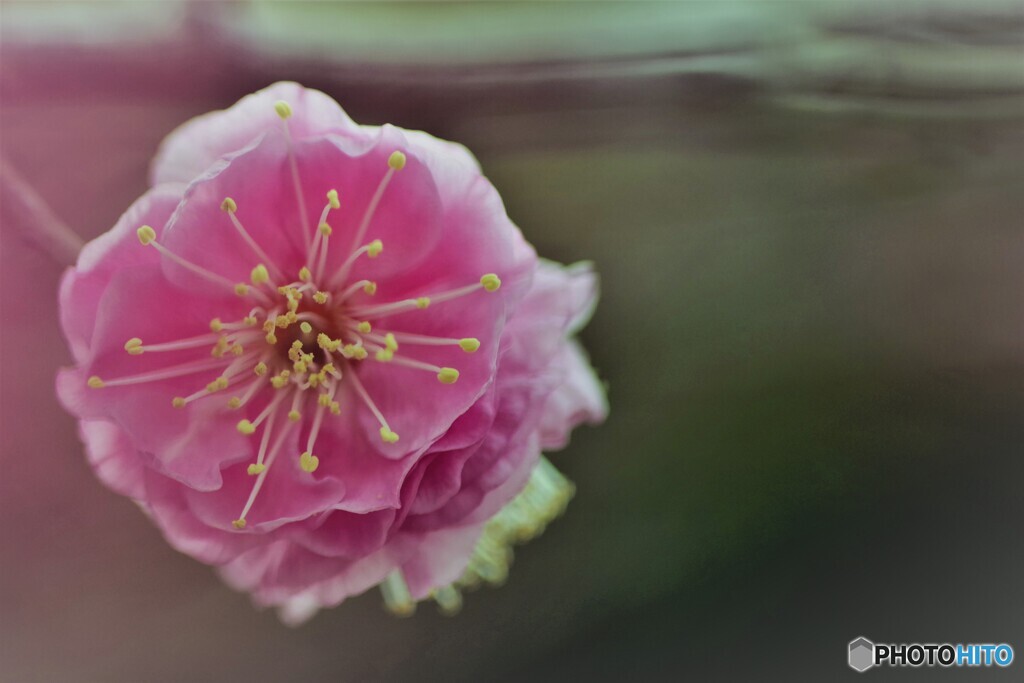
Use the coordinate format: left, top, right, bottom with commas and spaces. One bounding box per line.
329, 241, 383, 288
87, 356, 237, 389
138, 225, 250, 297
348, 369, 399, 443
348, 275, 500, 319
337, 280, 374, 301
233, 415, 293, 530
277, 100, 312, 252
358, 330, 480, 353
366, 350, 459, 384
223, 200, 283, 280
334, 152, 404, 286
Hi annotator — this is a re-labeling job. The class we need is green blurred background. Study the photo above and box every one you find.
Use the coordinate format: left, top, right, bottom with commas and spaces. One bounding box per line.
2, 2, 1022, 681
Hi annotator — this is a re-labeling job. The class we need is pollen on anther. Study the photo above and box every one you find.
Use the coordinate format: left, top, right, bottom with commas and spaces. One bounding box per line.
288, 410, 301, 422
367, 239, 383, 258
300, 322, 313, 335
298, 266, 312, 282
437, 367, 460, 384
416, 297, 430, 309
247, 463, 266, 476
480, 274, 501, 292
319, 222, 332, 237
384, 333, 398, 352
235, 283, 250, 296
254, 362, 268, 376
237, 419, 256, 435
221, 197, 237, 213
172, 397, 186, 408
136, 225, 156, 245
327, 189, 340, 209
210, 318, 223, 332
388, 151, 407, 171
356, 321, 371, 334
232, 518, 247, 529
363, 282, 377, 295
376, 349, 394, 362
274, 100, 292, 119
299, 451, 320, 473
251, 264, 270, 285
313, 291, 328, 304
227, 397, 242, 409
459, 338, 481, 353
380, 427, 400, 443
124, 337, 144, 355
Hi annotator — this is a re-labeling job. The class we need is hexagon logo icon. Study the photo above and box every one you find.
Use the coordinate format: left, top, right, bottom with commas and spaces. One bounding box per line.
849, 637, 875, 672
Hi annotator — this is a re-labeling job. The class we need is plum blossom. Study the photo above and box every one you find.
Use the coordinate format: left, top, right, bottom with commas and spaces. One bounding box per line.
56, 82, 606, 622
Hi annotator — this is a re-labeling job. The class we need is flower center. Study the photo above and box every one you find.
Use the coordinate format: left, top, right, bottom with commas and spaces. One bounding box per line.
87, 98, 501, 531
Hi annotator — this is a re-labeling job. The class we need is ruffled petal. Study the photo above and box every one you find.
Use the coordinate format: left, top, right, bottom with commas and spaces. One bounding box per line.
150, 82, 362, 186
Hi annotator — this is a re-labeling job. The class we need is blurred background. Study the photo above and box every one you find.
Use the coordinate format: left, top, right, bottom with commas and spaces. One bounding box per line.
2, 1, 1023, 681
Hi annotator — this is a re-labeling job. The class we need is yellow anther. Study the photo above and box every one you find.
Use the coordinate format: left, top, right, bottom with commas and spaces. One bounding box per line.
480, 274, 501, 292
136, 225, 156, 245
300, 322, 313, 335
313, 291, 328, 304
206, 376, 229, 392
209, 318, 223, 332
250, 264, 269, 285
234, 283, 250, 296
329, 401, 341, 415
221, 197, 237, 213
254, 362, 268, 376
318, 394, 332, 407
265, 333, 278, 345
388, 151, 407, 171
322, 362, 337, 377
367, 239, 383, 258
437, 367, 460, 384
459, 338, 480, 353
211, 336, 229, 358
231, 344, 244, 356
274, 100, 292, 119
384, 333, 398, 352
288, 410, 301, 422
380, 427, 400, 443
326, 188, 340, 209
363, 282, 377, 295
375, 349, 394, 362
124, 337, 144, 355
353, 346, 368, 360
319, 222, 332, 237
271, 372, 290, 389
293, 361, 308, 374
356, 321, 372, 334
416, 297, 430, 309
232, 518, 247, 529
298, 266, 312, 282
299, 451, 320, 473
243, 316, 257, 326
227, 397, 242, 409
172, 397, 186, 408
87, 376, 105, 388
292, 340, 303, 350
237, 419, 256, 435
247, 463, 266, 476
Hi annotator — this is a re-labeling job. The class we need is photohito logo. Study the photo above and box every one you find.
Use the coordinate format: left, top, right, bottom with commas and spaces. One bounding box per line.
848, 637, 1014, 672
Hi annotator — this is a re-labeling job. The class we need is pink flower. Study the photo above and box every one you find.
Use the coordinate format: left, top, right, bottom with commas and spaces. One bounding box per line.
56, 82, 606, 623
